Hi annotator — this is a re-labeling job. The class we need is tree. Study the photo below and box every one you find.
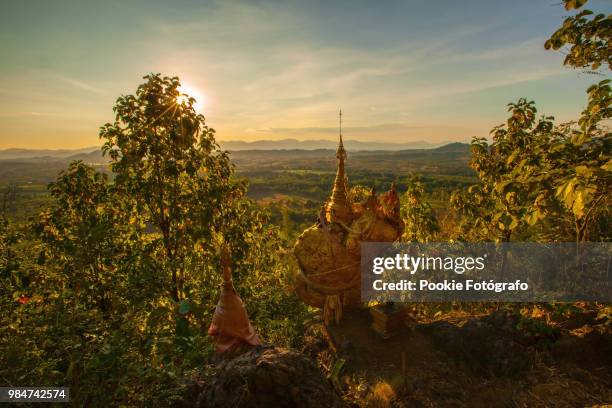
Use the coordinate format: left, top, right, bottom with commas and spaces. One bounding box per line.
452, 0, 612, 243
1, 75, 310, 406
451, 99, 555, 243
453, 87, 610, 244
524, 81, 611, 242
535, 0, 612, 241
544, 0, 611, 71
37, 161, 136, 314
401, 178, 439, 242
99, 74, 242, 301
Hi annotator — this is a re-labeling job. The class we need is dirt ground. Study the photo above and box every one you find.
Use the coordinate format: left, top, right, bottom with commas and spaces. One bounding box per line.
309, 308, 612, 408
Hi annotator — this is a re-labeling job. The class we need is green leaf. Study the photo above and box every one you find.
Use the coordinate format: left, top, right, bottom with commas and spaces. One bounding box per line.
575, 165, 593, 177
572, 189, 586, 219
328, 358, 346, 383
178, 300, 191, 315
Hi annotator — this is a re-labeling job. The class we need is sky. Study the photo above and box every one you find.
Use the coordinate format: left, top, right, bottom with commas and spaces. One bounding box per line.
0, 0, 610, 149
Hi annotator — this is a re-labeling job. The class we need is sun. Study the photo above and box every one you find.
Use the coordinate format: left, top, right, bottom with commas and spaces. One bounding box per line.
177, 82, 206, 112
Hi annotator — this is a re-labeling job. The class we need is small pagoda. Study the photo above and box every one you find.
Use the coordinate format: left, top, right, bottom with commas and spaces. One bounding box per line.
293, 111, 404, 324
208, 247, 261, 354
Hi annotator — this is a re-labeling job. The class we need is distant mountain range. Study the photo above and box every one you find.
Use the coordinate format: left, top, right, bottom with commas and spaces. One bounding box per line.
0, 141, 471, 184
0, 139, 459, 161
219, 139, 448, 151
0, 147, 100, 160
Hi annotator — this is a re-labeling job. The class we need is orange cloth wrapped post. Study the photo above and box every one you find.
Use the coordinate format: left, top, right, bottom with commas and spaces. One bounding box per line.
208, 249, 261, 354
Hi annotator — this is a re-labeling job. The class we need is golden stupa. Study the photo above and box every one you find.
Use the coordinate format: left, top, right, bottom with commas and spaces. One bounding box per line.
293, 111, 404, 324
326, 126, 352, 225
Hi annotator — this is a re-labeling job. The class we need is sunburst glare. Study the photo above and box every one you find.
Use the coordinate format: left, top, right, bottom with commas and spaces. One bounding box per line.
177, 82, 206, 112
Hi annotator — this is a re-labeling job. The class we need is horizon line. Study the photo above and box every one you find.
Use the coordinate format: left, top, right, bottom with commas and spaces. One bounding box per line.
0, 138, 474, 151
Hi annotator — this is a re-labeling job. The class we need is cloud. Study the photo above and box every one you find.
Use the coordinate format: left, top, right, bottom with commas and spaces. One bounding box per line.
0, 0, 595, 148
139, 1, 564, 129
26, 70, 107, 95
55, 75, 106, 95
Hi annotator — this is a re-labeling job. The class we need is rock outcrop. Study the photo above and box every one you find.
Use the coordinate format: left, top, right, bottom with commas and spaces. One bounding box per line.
199, 346, 346, 408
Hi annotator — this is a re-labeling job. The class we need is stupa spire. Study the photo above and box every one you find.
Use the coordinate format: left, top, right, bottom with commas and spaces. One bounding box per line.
326, 109, 352, 224
337, 109, 346, 159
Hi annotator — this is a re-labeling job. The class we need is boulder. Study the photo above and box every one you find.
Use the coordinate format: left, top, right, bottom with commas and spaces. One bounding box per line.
199, 346, 346, 408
